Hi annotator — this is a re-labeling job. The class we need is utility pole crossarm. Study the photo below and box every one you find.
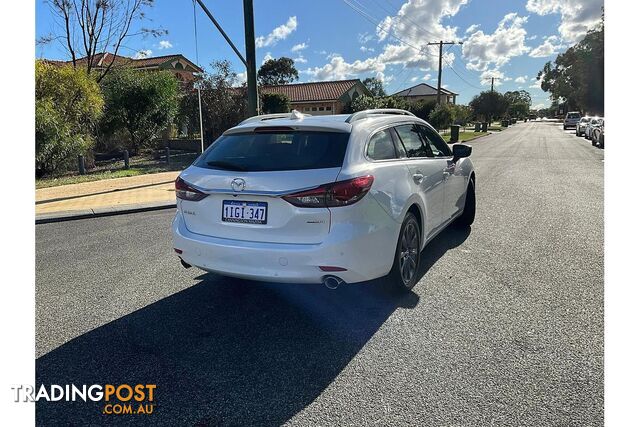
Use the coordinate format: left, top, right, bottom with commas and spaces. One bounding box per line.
482, 76, 502, 92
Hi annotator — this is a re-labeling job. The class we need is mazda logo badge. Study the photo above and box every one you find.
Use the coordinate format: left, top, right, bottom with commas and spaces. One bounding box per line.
231, 178, 246, 192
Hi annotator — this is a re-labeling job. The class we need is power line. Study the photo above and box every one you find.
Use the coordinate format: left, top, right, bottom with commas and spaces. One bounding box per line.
342, 0, 485, 94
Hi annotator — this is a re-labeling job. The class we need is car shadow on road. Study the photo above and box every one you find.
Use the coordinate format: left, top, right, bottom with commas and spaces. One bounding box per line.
36, 225, 470, 426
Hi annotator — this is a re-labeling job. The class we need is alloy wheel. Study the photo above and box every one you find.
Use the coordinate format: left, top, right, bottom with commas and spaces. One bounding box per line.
399, 221, 419, 286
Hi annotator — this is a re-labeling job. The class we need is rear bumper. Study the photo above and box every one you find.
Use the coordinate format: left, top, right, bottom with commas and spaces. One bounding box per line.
171, 206, 399, 284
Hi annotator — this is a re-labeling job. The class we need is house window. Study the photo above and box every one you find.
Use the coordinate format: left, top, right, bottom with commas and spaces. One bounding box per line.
319, 107, 325, 111
326, 105, 332, 111
312, 107, 317, 111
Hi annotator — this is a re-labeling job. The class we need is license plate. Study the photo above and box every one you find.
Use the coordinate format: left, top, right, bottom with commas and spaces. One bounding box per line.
222, 200, 268, 224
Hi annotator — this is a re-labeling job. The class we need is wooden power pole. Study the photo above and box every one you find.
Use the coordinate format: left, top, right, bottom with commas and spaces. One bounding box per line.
483, 76, 502, 92
427, 40, 457, 104
194, 0, 259, 116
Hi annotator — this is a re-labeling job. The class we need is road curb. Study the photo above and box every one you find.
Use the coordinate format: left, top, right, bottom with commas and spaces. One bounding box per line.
36, 201, 177, 224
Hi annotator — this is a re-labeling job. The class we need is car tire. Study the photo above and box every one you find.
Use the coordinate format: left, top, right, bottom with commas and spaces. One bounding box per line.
563, 125, 567, 130
455, 179, 476, 227
389, 212, 421, 292
599, 134, 604, 149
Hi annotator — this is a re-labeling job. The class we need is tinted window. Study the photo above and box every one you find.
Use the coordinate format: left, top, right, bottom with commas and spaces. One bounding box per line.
395, 124, 428, 158
419, 125, 452, 157
567, 112, 581, 119
195, 131, 349, 172
367, 129, 397, 160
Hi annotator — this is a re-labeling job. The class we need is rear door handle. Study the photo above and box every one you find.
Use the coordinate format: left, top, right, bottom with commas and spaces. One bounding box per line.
412, 173, 424, 183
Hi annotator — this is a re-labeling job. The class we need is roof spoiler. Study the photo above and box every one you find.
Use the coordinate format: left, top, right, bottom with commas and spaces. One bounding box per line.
239, 110, 310, 125
345, 109, 416, 123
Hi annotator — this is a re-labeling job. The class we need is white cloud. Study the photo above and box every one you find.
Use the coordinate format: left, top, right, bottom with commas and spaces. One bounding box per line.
236, 71, 247, 85
463, 13, 530, 71
158, 40, 173, 50
307, 0, 466, 82
514, 75, 528, 83
529, 35, 565, 57
358, 32, 374, 44
262, 52, 273, 64
134, 49, 152, 59
527, 35, 538, 40
304, 55, 385, 81
532, 102, 547, 109
465, 24, 480, 34
525, 0, 603, 42
360, 46, 374, 53
529, 78, 542, 89
255, 16, 297, 48
294, 55, 308, 64
291, 42, 308, 53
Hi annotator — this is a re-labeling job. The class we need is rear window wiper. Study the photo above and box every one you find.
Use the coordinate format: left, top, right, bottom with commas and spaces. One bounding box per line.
206, 161, 248, 171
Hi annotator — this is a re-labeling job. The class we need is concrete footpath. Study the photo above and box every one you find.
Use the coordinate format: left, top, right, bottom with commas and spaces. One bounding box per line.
36, 171, 179, 223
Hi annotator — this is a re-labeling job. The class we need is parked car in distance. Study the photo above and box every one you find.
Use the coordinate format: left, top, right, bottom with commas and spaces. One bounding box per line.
563, 112, 581, 130
585, 117, 603, 140
576, 117, 590, 136
172, 109, 476, 292
591, 119, 604, 148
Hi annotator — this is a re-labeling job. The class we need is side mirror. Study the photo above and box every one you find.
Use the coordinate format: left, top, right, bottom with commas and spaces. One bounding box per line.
452, 144, 472, 160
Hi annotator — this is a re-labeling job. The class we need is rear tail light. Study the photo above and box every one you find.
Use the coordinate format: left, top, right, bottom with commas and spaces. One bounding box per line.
175, 177, 208, 201
283, 175, 374, 208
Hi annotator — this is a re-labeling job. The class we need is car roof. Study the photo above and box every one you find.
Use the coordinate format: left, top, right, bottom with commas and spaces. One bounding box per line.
227, 111, 427, 134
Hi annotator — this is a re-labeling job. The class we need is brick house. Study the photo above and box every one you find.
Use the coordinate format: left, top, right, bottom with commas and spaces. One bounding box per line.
392, 83, 458, 105
259, 79, 372, 115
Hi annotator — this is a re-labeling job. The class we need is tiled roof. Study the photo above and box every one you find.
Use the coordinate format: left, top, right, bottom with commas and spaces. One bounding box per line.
54, 52, 202, 72
260, 79, 363, 102
393, 83, 458, 97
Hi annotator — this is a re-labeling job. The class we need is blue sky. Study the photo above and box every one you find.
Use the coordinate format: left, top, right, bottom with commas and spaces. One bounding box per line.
36, 0, 603, 107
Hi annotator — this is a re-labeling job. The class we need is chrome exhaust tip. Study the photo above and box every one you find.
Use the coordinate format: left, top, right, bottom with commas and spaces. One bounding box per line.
323, 275, 344, 290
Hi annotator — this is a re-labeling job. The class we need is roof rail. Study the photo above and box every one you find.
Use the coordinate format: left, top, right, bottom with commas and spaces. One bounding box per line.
239, 110, 310, 125
345, 109, 416, 124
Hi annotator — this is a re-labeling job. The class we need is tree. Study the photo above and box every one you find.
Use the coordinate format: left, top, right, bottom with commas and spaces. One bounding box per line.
349, 95, 409, 112
35, 61, 104, 176
261, 93, 291, 114
100, 69, 179, 154
504, 90, 532, 119
428, 103, 455, 130
362, 77, 386, 97
538, 20, 603, 114
407, 99, 437, 121
451, 104, 473, 126
469, 91, 509, 123
177, 60, 247, 143
40, 0, 166, 82
257, 57, 299, 85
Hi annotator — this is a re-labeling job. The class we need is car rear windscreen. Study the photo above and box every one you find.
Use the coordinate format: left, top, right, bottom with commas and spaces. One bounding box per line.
195, 130, 350, 172
567, 113, 581, 119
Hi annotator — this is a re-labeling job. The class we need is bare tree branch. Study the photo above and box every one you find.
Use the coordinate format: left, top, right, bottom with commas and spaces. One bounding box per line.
42, 0, 163, 80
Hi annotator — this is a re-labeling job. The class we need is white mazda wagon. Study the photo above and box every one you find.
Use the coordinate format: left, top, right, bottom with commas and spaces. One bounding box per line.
172, 109, 475, 291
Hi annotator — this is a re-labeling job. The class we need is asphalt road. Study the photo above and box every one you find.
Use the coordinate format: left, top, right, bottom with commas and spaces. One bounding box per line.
35, 122, 604, 426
